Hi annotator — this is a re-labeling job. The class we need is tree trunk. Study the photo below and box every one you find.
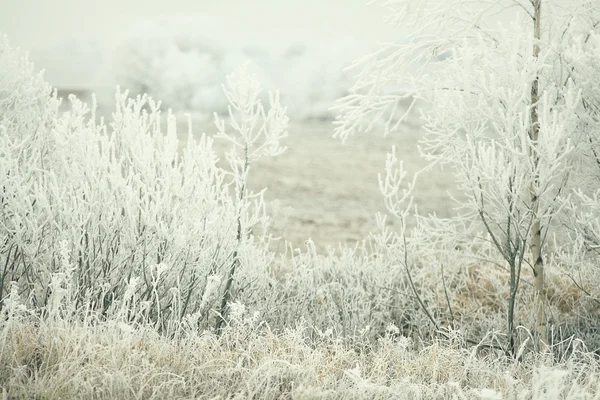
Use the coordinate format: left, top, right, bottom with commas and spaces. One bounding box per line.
529, 0, 548, 351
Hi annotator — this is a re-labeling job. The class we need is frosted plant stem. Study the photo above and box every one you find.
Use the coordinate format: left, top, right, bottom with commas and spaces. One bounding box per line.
216, 176, 246, 333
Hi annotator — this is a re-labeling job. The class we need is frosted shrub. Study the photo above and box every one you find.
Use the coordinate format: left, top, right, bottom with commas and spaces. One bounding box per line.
0, 36, 286, 332
212, 63, 289, 329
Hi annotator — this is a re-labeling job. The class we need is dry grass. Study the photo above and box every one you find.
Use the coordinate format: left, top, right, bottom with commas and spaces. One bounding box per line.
1, 314, 599, 400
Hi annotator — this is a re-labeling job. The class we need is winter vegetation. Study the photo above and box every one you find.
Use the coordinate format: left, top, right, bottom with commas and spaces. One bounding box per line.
2, 0, 600, 398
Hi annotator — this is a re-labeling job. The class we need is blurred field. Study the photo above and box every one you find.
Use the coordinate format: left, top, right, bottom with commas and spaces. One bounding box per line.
183, 120, 460, 252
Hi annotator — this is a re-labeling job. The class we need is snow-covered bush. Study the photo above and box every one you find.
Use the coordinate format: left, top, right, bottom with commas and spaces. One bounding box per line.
0, 35, 287, 331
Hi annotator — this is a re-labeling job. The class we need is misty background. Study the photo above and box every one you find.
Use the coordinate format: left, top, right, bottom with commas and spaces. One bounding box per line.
1, 0, 405, 120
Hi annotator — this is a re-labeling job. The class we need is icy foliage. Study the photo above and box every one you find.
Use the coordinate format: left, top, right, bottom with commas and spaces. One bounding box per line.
0, 34, 289, 332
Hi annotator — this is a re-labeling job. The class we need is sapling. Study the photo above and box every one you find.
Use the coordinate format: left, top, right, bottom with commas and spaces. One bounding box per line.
213, 64, 289, 331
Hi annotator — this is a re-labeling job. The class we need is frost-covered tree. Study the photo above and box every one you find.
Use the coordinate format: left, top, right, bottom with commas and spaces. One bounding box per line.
335, 0, 600, 353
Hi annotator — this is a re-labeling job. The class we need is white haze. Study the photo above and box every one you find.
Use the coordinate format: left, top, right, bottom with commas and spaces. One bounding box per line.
0, 0, 398, 84
1, 0, 526, 119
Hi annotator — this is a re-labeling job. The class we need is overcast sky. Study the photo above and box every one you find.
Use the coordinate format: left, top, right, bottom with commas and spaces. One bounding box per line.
1, 0, 533, 88
1, 0, 399, 51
